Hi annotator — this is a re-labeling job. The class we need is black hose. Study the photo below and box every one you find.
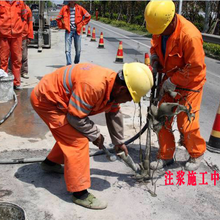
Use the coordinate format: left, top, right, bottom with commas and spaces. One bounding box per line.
0, 91, 17, 125
124, 120, 149, 145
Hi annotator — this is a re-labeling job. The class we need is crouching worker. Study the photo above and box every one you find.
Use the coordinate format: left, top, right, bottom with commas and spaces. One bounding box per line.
30, 63, 153, 210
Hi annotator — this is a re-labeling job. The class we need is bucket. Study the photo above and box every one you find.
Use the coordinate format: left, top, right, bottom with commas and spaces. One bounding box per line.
0, 202, 26, 220
0, 74, 14, 103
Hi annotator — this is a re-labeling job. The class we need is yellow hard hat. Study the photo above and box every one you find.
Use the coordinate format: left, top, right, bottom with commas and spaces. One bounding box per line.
145, 0, 175, 35
123, 62, 154, 103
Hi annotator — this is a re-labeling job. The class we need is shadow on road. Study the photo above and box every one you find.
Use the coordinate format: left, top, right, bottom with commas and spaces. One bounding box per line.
14, 163, 112, 203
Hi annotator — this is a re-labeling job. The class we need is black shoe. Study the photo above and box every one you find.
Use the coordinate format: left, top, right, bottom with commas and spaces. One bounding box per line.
14, 85, 22, 90
41, 161, 64, 174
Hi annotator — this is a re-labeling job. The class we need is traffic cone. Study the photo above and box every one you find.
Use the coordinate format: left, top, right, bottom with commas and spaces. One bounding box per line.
207, 102, 220, 153
115, 41, 124, 63
87, 26, 91, 37
144, 53, 153, 71
90, 27, 96, 41
83, 25, 86, 34
98, 32, 104, 48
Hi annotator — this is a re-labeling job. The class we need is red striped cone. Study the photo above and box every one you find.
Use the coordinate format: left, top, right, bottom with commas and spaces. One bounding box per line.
115, 41, 124, 63
83, 25, 86, 34
90, 27, 96, 41
207, 102, 220, 153
144, 53, 153, 71
87, 26, 91, 37
98, 32, 104, 48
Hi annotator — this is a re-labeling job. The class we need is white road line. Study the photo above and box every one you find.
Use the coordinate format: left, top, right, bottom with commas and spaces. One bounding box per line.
206, 70, 219, 79
91, 20, 151, 49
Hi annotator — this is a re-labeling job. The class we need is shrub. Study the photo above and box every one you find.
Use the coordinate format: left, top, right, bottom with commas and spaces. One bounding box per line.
204, 42, 220, 59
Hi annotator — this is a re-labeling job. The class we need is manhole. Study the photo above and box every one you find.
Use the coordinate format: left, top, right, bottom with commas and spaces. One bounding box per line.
0, 202, 26, 220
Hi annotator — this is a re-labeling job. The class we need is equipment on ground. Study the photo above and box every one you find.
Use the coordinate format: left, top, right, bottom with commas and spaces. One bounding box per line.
102, 145, 117, 162
29, 2, 51, 50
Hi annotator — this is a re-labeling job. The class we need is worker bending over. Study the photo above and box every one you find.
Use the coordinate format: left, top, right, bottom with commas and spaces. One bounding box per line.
145, 0, 206, 171
30, 62, 153, 209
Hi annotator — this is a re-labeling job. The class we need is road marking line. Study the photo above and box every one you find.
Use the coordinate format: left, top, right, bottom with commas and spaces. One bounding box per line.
91, 21, 151, 49
207, 70, 220, 79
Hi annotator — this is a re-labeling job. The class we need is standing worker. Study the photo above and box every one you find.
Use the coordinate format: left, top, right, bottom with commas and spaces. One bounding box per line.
21, 3, 34, 79
0, 0, 27, 90
145, 0, 206, 171
56, 1, 91, 65
30, 62, 153, 209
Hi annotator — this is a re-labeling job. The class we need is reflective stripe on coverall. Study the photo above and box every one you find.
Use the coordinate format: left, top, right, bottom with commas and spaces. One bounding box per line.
56, 4, 91, 35
0, 1, 26, 86
150, 14, 206, 159
30, 63, 122, 192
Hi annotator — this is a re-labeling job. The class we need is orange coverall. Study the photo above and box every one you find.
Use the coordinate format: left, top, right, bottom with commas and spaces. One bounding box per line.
56, 4, 91, 35
0, 0, 26, 86
30, 63, 122, 192
150, 14, 206, 159
22, 4, 33, 40
21, 4, 33, 75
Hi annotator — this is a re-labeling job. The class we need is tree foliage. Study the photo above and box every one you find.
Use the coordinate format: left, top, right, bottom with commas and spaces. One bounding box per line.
81, 0, 219, 35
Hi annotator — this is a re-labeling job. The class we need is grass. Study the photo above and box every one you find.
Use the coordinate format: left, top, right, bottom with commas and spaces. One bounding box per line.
93, 16, 220, 60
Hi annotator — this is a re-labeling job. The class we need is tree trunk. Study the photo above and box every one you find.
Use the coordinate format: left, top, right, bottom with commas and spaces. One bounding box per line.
203, 0, 211, 33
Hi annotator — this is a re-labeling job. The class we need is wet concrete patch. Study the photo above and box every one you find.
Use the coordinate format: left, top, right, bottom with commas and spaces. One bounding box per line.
0, 88, 48, 139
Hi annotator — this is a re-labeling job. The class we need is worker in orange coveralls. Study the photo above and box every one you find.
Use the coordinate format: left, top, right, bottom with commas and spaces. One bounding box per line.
56, 1, 91, 65
145, 0, 206, 171
20, 3, 33, 79
0, 0, 27, 90
30, 62, 153, 209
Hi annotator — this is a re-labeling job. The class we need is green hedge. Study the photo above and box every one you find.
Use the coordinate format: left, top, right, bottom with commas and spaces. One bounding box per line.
203, 42, 220, 60
92, 16, 220, 60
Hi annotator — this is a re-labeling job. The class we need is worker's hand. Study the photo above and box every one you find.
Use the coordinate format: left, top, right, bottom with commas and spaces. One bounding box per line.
159, 78, 176, 99
93, 134, 104, 149
150, 54, 160, 75
114, 144, 128, 156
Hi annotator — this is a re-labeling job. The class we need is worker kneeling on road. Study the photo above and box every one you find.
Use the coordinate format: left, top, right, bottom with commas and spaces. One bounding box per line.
30, 62, 153, 210
145, 0, 206, 171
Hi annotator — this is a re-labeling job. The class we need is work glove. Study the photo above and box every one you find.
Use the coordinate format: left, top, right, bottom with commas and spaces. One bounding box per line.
93, 134, 104, 149
159, 78, 176, 99
114, 144, 128, 156
150, 54, 159, 75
